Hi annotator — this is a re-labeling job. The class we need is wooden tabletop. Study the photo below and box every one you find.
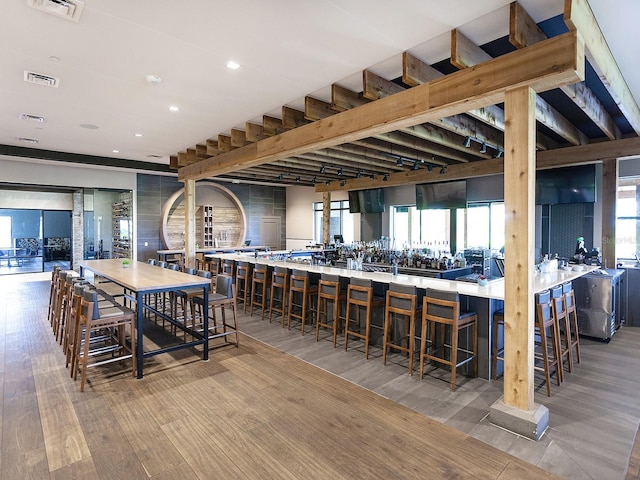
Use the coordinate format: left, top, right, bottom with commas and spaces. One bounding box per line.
79, 259, 210, 293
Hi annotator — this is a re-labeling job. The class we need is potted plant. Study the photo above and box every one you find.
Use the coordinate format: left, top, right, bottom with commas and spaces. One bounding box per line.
122, 258, 130, 268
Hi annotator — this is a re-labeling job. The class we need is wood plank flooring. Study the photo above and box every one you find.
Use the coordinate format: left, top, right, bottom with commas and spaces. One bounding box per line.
1, 274, 638, 479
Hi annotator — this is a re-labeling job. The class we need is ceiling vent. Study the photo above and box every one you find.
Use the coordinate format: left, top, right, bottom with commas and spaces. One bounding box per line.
24, 71, 60, 88
19, 113, 46, 122
147, 154, 164, 159
18, 137, 39, 144
26, 0, 85, 22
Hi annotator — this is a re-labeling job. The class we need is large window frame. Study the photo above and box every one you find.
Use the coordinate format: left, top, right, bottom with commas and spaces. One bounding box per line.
313, 200, 354, 244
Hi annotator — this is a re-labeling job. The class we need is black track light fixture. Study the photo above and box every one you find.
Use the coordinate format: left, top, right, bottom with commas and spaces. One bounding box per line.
427, 164, 433, 172
312, 176, 317, 184
340, 180, 346, 187
383, 174, 388, 181
356, 170, 362, 178
495, 149, 503, 158
412, 161, 419, 171
278, 173, 284, 180
439, 165, 447, 175
296, 176, 300, 183
320, 164, 326, 173
338, 168, 343, 176
480, 142, 487, 154
463, 136, 472, 148
396, 158, 403, 167
325, 180, 331, 185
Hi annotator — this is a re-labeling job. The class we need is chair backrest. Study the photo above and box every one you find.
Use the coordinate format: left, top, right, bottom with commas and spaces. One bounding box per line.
253, 263, 268, 281
348, 278, 373, 303
424, 288, 460, 321
387, 282, 419, 311
272, 266, 288, 287
167, 263, 180, 271
550, 285, 565, 315
183, 267, 197, 275
236, 261, 251, 279
291, 269, 309, 290
563, 282, 576, 309
82, 288, 100, 320
319, 273, 340, 296
148, 259, 157, 266
536, 289, 552, 323
196, 270, 212, 279
157, 261, 168, 268
215, 274, 234, 298
222, 260, 234, 276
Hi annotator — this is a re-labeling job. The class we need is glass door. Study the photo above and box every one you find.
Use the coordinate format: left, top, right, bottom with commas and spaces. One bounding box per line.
0, 208, 44, 274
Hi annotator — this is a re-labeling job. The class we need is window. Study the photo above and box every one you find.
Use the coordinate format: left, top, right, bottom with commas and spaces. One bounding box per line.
0, 216, 11, 247
313, 201, 354, 244
616, 184, 639, 259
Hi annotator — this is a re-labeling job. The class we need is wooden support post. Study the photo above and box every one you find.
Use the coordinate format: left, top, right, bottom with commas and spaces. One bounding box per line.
602, 158, 618, 268
183, 179, 196, 269
322, 192, 331, 247
489, 86, 549, 440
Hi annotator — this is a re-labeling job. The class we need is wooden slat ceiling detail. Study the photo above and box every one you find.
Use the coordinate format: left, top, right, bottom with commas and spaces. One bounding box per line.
175, 0, 640, 192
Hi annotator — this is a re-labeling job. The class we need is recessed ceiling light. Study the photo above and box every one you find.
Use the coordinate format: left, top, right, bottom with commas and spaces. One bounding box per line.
112, 149, 119, 153
226, 61, 240, 70
134, 133, 143, 137
168, 105, 179, 112
146, 74, 162, 85
79, 123, 98, 129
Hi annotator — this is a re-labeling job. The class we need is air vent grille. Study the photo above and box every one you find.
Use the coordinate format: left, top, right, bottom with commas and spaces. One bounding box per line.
24, 71, 60, 88
147, 154, 164, 159
18, 137, 39, 144
27, 0, 85, 22
19, 113, 46, 123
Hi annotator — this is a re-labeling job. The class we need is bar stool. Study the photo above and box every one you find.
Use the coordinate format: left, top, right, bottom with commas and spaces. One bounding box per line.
47, 266, 62, 327
535, 289, 563, 396
551, 285, 571, 379
250, 263, 270, 320
287, 269, 318, 335
179, 270, 213, 333
315, 273, 346, 346
420, 288, 478, 391
492, 309, 504, 380
222, 259, 235, 277
344, 278, 385, 359
192, 274, 239, 349
563, 281, 581, 365
74, 288, 136, 392
269, 266, 289, 326
383, 283, 422, 375
235, 261, 252, 314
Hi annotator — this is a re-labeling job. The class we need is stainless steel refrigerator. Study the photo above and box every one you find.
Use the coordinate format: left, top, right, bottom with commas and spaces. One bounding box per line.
573, 269, 624, 341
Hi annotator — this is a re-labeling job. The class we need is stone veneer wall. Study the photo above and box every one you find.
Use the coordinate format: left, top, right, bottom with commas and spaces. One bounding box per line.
136, 174, 286, 261
72, 190, 83, 272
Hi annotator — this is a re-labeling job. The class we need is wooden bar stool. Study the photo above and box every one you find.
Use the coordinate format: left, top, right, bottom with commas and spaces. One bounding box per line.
74, 289, 136, 392
47, 266, 62, 327
420, 288, 478, 391
287, 269, 318, 335
222, 259, 235, 277
250, 263, 270, 320
563, 281, 581, 365
235, 261, 252, 314
383, 283, 422, 375
344, 278, 385, 359
315, 273, 346, 346
535, 289, 563, 396
268, 266, 289, 326
551, 285, 571, 379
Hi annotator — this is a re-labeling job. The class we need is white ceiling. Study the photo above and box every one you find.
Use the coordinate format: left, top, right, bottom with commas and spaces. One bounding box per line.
1, 0, 637, 169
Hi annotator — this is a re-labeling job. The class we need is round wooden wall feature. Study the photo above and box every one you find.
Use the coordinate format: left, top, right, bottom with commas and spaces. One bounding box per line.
161, 182, 247, 249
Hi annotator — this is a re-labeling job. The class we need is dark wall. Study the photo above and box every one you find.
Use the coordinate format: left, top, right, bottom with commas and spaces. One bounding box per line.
542, 203, 594, 260
136, 174, 287, 261
2, 209, 40, 239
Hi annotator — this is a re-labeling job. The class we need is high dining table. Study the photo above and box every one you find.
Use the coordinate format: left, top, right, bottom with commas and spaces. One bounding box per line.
79, 259, 210, 379
208, 252, 599, 379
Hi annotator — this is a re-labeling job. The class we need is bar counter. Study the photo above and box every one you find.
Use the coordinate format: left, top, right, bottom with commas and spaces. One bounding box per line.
209, 252, 600, 379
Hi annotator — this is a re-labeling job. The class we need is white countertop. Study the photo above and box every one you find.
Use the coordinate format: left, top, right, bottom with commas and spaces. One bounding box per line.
209, 253, 603, 301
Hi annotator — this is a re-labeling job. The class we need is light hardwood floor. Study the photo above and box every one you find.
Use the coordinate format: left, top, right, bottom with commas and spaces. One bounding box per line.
1, 275, 638, 479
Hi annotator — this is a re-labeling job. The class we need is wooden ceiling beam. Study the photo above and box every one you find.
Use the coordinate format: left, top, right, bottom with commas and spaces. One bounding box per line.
537, 136, 640, 166
217, 134, 234, 152
374, 130, 477, 163
305, 96, 336, 121
263, 115, 287, 136
282, 106, 310, 129
178, 31, 583, 181
362, 70, 494, 159
231, 129, 249, 148
206, 139, 222, 156
246, 122, 269, 142
195, 144, 207, 159
169, 155, 178, 169
451, 28, 588, 146
403, 50, 556, 150
511, 1, 620, 141
332, 84, 370, 111
565, 0, 640, 135
352, 138, 449, 166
